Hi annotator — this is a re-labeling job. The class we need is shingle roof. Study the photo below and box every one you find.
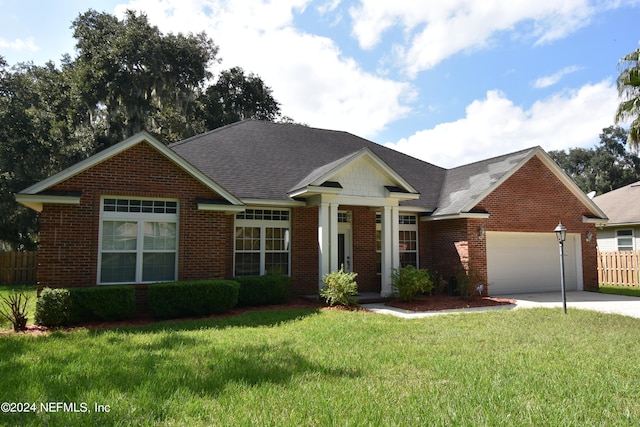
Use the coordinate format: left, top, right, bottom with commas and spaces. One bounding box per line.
593, 181, 640, 226
169, 121, 446, 209
167, 121, 602, 218
435, 147, 536, 215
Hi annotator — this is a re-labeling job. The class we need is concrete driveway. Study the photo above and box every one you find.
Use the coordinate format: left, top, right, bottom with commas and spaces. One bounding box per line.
496, 291, 640, 319
363, 291, 640, 319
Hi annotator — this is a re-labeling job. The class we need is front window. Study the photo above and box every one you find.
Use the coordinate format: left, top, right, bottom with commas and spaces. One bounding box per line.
376, 213, 419, 273
235, 209, 290, 276
617, 229, 634, 251
99, 198, 178, 284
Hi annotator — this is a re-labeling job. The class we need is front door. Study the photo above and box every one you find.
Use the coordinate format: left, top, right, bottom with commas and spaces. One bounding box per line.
338, 225, 353, 272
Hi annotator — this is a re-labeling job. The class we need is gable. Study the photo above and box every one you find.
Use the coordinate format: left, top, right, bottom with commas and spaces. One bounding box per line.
288, 148, 419, 201
474, 154, 605, 230
432, 147, 607, 221
331, 156, 407, 198
16, 132, 243, 211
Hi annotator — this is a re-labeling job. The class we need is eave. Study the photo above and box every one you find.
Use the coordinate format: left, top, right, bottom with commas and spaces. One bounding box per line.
14, 192, 82, 213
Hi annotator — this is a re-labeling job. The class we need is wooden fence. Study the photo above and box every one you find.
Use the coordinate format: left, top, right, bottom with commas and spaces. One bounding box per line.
598, 250, 640, 287
0, 252, 38, 285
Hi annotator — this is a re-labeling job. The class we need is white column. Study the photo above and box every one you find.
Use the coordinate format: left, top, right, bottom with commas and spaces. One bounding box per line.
329, 203, 339, 272
318, 202, 330, 291
391, 206, 400, 270
381, 206, 393, 297
381, 205, 401, 297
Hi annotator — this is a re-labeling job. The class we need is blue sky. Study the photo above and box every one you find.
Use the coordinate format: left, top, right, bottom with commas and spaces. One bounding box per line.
1, 0, 639, 168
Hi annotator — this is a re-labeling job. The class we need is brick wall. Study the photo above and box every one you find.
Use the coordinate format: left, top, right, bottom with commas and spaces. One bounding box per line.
38, 141, 233, 287
421, 155, 599, 292
348, 206, 379, 293
474, 155, 599, 290
290, 206, 319, 294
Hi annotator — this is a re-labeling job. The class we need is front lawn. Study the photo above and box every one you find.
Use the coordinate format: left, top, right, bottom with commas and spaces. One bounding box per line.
1, 306, 639, 425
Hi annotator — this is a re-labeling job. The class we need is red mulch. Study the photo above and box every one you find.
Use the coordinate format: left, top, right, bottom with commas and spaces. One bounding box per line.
387, 294, 516, 312
1, 295, 515, 335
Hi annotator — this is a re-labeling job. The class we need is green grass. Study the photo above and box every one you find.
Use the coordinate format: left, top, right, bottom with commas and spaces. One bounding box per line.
599, 284, 640, 297
0, 285, 37, 330
1, 305, 640, 426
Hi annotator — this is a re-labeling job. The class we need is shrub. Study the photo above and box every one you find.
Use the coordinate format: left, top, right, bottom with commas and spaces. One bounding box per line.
69, 286, 135, 322
149, 280, 240, 319
320, 267, 358, 307
235, 275, 291, 306
391, 265, 433, 302
0, 291, 30, 332
35, 287, 73, 327
455, 267, 484, 300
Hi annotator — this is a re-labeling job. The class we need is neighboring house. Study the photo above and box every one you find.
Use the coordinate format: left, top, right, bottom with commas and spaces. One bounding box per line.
16, 121, 607, 296
593, 182, 640, 251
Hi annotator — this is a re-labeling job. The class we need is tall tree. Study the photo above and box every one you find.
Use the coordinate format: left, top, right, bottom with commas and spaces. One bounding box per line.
0, 57, 90, 249
549, 126, 640, 195
71, 9, 218, 146
1, 10, 286, 250
199, 66, 281, 129
616, 47, 640, 151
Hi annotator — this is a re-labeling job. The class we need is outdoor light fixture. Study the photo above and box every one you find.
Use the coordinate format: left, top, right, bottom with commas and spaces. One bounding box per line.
477, 226, 485, 240
554, 222, 568, 314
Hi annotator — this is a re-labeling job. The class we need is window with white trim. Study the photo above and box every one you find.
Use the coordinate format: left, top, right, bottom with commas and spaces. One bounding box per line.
375, 213, 419, 273
617, 229, 634, 251
235, 209, 290, 276
99, 198, 178, 284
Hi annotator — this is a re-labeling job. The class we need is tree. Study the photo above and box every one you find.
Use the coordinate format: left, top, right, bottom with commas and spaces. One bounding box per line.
199, 67, 281, 129
549, 126, 640, 195
71, 9, 218, 146
0, 57, 91, 249
616, 47, 640, 151
1, 10, 286, 250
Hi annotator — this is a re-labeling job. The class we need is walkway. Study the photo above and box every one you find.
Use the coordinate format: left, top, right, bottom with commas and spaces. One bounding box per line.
362, 291, 640, 319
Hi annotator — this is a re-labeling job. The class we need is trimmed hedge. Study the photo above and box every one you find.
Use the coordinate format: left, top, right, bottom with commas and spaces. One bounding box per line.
35, 288, 73, 327
35, 286, 136, 327
234, 275, 291, 306
148, 280, 240, 319
70, 286, 136, 323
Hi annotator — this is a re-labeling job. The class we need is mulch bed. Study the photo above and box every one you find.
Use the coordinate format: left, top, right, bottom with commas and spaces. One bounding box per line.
2, 295, 516, 335
386, 294, 516, 312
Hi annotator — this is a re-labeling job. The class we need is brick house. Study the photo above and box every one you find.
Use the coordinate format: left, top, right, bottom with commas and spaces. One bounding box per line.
16, 121, 607, 295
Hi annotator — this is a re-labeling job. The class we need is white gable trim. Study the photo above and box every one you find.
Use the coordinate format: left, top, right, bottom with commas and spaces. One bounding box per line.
17, 131, 243, 207
14, 193, 81, 212
459, 147, 607, 219
288, 148, 419, 200
311, 148, 418, 193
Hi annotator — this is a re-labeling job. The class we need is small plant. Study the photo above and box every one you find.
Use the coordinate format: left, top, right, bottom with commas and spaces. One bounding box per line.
391, 265, 433, 302
455, 267, 484, 300
0, 291, 30, 332
320, 267, 358, 307
35, 287, 73, 327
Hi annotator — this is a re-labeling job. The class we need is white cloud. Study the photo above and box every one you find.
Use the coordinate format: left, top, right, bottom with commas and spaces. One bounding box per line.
349, 0, 626, 77
533, 65, 582, 88
0, 37, 38, 52
385, 80, 618, 168
114, 0, 414, 137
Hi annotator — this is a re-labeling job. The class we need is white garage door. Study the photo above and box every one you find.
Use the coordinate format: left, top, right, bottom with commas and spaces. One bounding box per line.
486, 232, 582, 294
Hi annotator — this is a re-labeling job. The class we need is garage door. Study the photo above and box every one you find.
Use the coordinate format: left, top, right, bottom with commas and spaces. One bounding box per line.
486, 232, 581, 294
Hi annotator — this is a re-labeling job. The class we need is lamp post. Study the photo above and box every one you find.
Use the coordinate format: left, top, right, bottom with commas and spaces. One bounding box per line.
554, 222, 567, 314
